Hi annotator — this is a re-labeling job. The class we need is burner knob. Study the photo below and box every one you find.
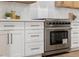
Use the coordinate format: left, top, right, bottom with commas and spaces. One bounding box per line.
68, 22, 70, 24
59, 22, 61, 24
56, 22, 58, 24
62, 22, 64, 24
48, 22, 52, 25
53, 22, 55, 24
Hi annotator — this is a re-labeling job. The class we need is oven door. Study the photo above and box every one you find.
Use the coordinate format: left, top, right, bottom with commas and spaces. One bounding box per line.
44, 27, 71, 51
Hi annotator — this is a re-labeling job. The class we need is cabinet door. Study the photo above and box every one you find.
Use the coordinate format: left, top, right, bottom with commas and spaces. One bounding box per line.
0, 31, 9, 56
9, 31, 24, 57
73, 2, 79, 9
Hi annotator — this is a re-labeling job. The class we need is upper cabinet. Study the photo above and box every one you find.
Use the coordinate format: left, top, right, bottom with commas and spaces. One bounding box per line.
55, 1, 79, 9
8, 1, 36, 4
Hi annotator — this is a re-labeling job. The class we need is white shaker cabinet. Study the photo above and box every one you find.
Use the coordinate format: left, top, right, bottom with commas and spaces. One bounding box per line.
25, 22, 44, 57
71, 21, 79, 51
0, 31, 9, 56
0, 21, 44, 57
9, 30, 24, 57
0, 22, 24, 57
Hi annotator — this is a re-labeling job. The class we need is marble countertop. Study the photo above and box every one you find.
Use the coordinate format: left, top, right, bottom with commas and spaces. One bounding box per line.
0, 19, 45, 22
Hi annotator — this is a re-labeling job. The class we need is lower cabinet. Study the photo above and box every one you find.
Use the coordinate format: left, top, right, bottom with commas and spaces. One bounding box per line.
0, 21, 44, 57
71, 22, 79, 51
0, 31, 9, 56
9, 30, 24, 57
0, 30, 24, 57
24, 29, 44, 56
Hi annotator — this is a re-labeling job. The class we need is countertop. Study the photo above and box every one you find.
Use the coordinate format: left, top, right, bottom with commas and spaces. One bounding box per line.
0, 19, 45, 22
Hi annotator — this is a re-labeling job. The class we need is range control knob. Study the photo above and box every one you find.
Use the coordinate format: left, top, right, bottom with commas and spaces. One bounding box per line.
53, 22, 55, 24
49, 22, 52, 25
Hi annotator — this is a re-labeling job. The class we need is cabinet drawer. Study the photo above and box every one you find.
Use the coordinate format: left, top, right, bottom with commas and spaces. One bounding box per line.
71, 41, 79, 48
71, 34, 79, 38
0, 22, 24, 30
71, 26, 79, 29
71, 30, 79, 34
25, 22, 44, 29
71, 31, 79, 35
25, 30, 44, 42
71, 37, 79, 41
71, 44, 79, 48
71, 23, 79, 26
71, 28, 79, 30
25, 42, 44, 56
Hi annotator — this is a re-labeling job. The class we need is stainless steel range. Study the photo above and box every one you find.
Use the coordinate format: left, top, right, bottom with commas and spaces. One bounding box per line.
43, 18, 71, 56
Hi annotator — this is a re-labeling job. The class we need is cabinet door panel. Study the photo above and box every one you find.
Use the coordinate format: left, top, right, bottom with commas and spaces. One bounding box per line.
9, 31, 24, 57
0, 31, 9, 56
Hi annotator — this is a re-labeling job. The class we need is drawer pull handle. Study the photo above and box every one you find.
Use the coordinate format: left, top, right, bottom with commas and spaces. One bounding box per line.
4, 25, 15, 27
31, 25, 40, 27
73, 33, 79, 34
11, 33, 13, 44
7, 33, 9, 44
30, 35, 39, 37
73, 42, 78, 44
31, 47, 40, 50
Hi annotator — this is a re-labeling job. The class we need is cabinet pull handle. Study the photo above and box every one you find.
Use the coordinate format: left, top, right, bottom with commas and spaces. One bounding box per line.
74, 42, 78, 44
4, 25, 15, 27
11, 33, 13, 44
31, 47, 40, 50
31, 25, 40, 27
30, 35, 39, 37
7, 33, 9, 44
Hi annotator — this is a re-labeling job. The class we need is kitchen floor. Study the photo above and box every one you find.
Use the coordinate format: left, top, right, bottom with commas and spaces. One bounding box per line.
48, 50, 79, 57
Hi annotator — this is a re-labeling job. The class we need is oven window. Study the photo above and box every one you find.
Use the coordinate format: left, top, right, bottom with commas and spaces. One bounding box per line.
50, 31, 68, 45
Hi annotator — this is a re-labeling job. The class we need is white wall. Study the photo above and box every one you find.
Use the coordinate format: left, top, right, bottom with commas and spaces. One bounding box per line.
0, 2, 30, 20
0, 1, 79, 20
0, 2, 8, 19
5, 2, 30, 20
47, 1, 79, 19
29, 1, 79, 20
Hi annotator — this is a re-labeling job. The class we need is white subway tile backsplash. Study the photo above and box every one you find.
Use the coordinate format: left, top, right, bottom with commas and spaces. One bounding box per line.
0, 1, 79, 20
37, 8, 48, 18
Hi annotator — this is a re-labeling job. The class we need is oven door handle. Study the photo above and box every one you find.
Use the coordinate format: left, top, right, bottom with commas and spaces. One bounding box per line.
46, 27, 71, 30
